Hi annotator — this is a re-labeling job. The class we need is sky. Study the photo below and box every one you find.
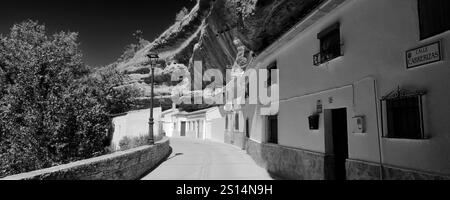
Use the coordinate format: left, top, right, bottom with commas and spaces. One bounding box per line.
0, 0, 197, 67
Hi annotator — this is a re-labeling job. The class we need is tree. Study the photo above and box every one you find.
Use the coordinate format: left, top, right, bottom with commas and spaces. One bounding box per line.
86, 65, 142, 115
0, 20, 139, 177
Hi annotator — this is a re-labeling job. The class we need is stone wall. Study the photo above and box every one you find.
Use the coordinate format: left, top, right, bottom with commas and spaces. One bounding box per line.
346, 159, 382, 180
247, 139, 450, 180
346, 159, 450, 180
2, 138, 172, 180
246, 139, 326, 180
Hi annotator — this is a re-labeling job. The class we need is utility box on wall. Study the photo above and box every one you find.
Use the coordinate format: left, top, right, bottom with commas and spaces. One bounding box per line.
352, 115, 365, 133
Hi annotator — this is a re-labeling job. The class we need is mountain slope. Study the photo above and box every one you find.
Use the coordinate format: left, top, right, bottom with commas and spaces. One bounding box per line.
112, 0, 325, 109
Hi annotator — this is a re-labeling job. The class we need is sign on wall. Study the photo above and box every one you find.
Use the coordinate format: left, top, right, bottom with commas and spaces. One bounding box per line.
406, 41, 442, 69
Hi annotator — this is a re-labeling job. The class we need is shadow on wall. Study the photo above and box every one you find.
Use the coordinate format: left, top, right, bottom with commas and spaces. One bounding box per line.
246, 139, 326, 180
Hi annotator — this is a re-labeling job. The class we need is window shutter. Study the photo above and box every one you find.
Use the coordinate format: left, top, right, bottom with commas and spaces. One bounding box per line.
419, 0, 450, 39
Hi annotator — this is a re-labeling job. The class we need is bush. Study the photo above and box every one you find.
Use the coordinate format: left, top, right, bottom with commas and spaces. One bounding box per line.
118, 134, 164, 151
118, 136, 133, 151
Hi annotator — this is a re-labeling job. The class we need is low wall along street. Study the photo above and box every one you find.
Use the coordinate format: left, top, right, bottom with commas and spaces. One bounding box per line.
1, 138, 172, 180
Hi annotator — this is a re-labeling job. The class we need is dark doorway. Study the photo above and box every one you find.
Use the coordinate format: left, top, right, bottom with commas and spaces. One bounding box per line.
245, 118, 250, 138
180, 122, 186, 137
330, 108, 349, 180
244, 118, 250, 150
268, 115, 278, 144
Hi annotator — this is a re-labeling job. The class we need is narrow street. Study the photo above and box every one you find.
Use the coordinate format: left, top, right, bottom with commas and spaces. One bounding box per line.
142, 138, 273, 180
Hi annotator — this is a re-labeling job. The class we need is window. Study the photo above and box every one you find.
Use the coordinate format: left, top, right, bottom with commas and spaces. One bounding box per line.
267, 62, 277, 87
267, 115, 278, 144
235, 113, 240, 131
381, 88, 426, 139
314, 23, 341, 66
418, 0, 450, 39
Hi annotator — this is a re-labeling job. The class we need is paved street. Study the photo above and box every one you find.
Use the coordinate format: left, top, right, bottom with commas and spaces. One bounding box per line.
142, 138, 273, 180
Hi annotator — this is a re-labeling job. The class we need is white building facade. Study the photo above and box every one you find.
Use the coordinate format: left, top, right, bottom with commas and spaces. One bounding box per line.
162, 106, 226, 141
236, 0, 450, 180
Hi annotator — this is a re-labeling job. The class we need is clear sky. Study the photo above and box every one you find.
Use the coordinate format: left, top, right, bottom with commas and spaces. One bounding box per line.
0, 0, 197, 67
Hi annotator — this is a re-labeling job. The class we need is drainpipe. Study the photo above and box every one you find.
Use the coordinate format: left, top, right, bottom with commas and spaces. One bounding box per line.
374, 80, 384, 180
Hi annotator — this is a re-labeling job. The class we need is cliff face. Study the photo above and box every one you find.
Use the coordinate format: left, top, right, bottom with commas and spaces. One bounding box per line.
113, 0, 324, 105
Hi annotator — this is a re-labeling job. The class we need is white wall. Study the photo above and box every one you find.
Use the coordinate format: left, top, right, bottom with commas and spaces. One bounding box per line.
207, 118, 226, 143
161, 110, 179, 137
111, 108, 162, 149
249, 0, 450, 174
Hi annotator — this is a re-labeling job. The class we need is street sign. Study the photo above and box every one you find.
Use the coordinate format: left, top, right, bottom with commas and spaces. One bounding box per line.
406, 41, 442, 69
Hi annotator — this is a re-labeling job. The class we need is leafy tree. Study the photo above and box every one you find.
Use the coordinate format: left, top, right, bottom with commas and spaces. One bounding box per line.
0, 20, 139, 177
228, 0, 258, 18
85, 65, 142, 115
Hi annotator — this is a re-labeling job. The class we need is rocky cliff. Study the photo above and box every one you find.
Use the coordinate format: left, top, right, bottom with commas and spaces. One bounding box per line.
113, 0, 324, 110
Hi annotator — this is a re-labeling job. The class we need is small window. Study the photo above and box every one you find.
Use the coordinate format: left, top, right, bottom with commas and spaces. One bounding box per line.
267, 62, 277, 87
235, 113, 240, 131
381, 88, 426, 139
418, 0, 450, 40
268, 115, 278, 144
314, 23, 341, 66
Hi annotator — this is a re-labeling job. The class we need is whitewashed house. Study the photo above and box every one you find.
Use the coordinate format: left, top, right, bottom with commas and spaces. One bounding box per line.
162, 106, 226, 141
228, 0, 450, 180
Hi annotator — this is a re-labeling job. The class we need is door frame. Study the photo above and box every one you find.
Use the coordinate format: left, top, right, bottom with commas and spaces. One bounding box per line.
324, 108, 349, 180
